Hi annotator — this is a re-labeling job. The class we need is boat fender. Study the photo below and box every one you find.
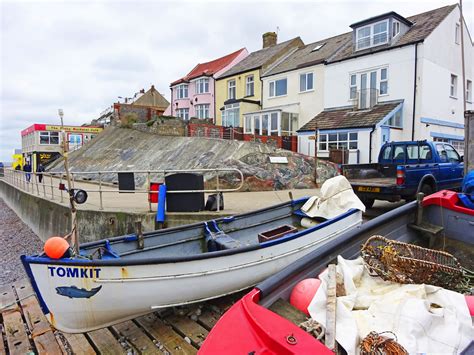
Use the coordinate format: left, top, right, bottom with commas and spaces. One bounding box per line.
44, 236, 70, 259
300, 217, 319, 228
289, 278, 321, 315
156, 184, 167, 223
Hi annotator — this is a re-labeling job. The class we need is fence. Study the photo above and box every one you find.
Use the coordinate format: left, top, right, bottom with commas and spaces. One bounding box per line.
2, 168, 244, 212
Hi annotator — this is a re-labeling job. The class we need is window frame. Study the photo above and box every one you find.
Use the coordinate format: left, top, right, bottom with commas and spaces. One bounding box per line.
269, 78, 288, 98
379, 68, 388, 95
195, 78, 210, 94
355, 19, 389, 50
227, 79, 236, 100
299, 72, 314, 93
245, 75, 254, 96
455, 23, 460, 45
349, 74, 357, 100
467, 79, 472, 103
450, 74, 458, 98
392, 20, 400, 38
222, 103, 240, 127
195, 104, 210, 119
176, 84, 189, 99
39, 131, 60, 145
318, 131, 358, 151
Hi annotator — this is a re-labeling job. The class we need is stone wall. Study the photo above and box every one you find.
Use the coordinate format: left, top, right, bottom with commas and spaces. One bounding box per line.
132, 118, 186, 136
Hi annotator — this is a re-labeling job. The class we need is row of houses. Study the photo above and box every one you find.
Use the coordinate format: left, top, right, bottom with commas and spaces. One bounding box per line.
164, 4, 473, 163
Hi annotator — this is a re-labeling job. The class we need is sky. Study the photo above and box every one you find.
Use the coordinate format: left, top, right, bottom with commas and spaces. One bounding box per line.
1, 0, 473, 162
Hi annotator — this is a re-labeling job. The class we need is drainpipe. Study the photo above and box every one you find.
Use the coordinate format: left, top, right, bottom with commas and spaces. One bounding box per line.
170, 87, 173, 116
369, 126, 375, 163
213, 77, 216, 125
411, 43, 418, 141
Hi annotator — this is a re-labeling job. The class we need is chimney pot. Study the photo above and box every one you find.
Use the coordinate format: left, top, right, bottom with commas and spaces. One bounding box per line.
262, 32, 277, 48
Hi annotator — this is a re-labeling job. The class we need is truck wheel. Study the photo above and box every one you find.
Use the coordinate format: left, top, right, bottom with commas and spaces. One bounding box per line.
420, 184, 433, 197
360, 197, 375, 209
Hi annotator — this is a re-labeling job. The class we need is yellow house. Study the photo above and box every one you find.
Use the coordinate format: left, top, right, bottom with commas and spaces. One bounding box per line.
215, 33, 303, 128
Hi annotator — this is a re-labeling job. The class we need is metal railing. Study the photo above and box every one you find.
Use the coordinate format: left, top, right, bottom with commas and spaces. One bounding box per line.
352, 88, 379, 110
2, 168, 244, 212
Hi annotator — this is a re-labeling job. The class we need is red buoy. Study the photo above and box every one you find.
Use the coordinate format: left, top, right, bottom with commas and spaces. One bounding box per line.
466, 295, 474, 316
44, 237, 70, 259
290, 278, 321, 315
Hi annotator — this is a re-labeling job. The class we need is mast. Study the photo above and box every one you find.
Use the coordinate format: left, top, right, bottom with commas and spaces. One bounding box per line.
459, 0, 468, 173
58, 109, 80, 254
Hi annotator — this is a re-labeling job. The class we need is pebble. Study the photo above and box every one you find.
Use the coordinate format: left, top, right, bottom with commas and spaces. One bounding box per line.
0, 198, 43, 286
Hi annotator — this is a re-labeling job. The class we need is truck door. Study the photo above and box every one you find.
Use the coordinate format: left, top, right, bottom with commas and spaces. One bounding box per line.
435, 143, 453, 190
443, 144, 464, 189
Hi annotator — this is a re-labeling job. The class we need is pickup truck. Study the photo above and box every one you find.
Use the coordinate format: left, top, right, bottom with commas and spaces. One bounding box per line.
342, 140, 464, 208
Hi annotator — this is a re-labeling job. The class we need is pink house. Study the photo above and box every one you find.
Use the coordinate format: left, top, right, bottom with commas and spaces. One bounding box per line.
165, 48, 248, 121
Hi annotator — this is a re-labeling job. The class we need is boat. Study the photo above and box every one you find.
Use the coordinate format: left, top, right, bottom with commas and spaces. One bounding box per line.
199, 190, 474, 354
21, 177, 364, 333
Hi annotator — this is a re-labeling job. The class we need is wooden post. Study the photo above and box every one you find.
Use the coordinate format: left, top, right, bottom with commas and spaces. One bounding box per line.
314, 126, 319, 187
135, 221, 144, 249
325, 264, 337, 351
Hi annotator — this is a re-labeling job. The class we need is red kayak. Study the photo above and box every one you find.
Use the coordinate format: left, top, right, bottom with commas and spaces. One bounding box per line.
200, 191, 474, 354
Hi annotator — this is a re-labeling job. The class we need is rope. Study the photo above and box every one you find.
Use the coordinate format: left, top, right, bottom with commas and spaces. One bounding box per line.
0, 293, 35, 312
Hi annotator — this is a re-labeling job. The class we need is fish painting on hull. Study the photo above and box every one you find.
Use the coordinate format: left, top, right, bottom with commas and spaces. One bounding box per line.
56, 285, 102, 299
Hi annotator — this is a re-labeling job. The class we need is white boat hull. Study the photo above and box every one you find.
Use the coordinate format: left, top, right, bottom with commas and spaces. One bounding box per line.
23, 210, 362, 333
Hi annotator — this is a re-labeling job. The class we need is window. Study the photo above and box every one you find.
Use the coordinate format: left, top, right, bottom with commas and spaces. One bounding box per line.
435, 144, 448, 162
300, 72, 314, 92
269, 78, 287, 97
393, 145, 405, 162
222, 103, 239, 127
39, 131, 59, 145
253, 115, 260, 135
382, 145, 392, 160
195, 104, 210, 119
244, 115, 252, 134
467, 80, 472, 102
451, 140, 464, 154
312, 43, 325, 52
455, 23, 460, 44
392, 21, 400, 38
176, 108, 189, 120
355, 20, 389, 50
450, 74, 458, 98
228, 80, 236, 99
407, 144, 432, 162
386, 109, 402, 127
349, 74, 357, 99
270, 112, 279, 135
380, 68, 388, 95
176, 84, 188, 99
245, 75, 254, 96
261, 114, 269, 135
195, 78, 209, 94
318, 132, 358, 151
444, 144, 461, 163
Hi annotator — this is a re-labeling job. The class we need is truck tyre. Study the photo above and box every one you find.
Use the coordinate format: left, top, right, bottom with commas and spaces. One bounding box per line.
420, 184, 433, 197
360, 197, 375, 209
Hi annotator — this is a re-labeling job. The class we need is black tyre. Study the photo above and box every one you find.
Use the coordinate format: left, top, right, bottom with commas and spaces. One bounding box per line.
420, 184, 433, 197
360, 197, 375, 209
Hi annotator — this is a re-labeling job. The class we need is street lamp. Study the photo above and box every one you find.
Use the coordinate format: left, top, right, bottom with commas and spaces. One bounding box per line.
58, 109, 64, 127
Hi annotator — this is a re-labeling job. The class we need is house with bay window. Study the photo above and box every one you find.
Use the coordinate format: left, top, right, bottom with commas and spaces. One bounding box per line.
246, 33, 350, 140
299, 4, 472, 163
166, 48, 248, 121
214, 33, 304, 129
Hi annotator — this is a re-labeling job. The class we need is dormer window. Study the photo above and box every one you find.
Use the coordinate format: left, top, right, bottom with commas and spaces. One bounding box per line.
356, 19, 389, 50
392, 21, 400, 38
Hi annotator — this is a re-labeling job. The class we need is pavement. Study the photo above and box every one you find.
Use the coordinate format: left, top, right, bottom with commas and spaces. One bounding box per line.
2, 170, 404, 218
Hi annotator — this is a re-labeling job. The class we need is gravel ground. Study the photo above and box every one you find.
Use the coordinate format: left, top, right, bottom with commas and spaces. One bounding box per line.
0, 198, 43, 286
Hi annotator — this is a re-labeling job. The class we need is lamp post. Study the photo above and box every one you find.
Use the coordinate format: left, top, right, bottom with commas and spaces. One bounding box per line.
58, 109, 79, 254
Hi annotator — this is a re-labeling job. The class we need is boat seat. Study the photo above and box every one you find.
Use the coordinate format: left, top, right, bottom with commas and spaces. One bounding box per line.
204, 220, 241, 251
214, 233, 241, 250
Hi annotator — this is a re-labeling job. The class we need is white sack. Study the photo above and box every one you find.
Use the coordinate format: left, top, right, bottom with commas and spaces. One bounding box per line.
301, 175, 365, 219
308, 256, 474, 354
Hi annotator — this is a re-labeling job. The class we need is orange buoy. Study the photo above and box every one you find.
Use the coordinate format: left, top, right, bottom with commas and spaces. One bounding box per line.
289, 278, 321, 315
44, 237, 70, 259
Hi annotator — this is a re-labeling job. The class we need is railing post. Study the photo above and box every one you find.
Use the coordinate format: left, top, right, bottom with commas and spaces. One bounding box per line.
99, 172, 103, 210
59, 175, 64, 203
147, 171, 151, 212
50, 174, 55, 200
35, 172, 40, 196
216, 169, 220, 211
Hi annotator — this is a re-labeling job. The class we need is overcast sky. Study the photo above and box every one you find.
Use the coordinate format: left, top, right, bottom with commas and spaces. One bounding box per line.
1, 0, 473, 161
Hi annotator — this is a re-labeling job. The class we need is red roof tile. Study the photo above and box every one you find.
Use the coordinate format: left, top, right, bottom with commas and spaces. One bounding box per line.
171, 48, 246, 86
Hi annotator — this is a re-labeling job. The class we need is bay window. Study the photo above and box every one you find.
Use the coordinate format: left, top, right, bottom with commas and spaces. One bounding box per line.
176, 84, 188, 99
176, 108, 189, 120
195, 78, 209, 94
195, 104, 210, 119
355, 20, 389, 50
243, 111, 296, 136
222, 103, 239, 127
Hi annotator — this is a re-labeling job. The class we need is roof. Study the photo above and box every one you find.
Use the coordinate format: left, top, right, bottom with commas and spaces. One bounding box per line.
328, 4, 457, 63
350, 11, 413, 28
263, 32, 351, 77
298, 101, 402, 131
133, 86, 169, 108
216, 37, 304, 79
170, 48, 246, 86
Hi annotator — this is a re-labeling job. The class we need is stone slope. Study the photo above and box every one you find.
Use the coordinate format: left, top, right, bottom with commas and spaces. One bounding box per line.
49, 126, 337, 191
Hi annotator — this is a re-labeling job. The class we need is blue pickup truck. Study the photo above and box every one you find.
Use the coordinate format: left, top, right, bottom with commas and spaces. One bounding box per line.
342, 140, 464, 208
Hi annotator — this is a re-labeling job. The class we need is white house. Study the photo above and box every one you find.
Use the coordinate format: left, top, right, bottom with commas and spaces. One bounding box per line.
298, 4, 473, 163
242, 34, 349, 137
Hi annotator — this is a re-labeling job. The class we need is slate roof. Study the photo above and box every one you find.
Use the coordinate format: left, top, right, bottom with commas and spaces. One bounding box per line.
298, 101, 402, 131
170, 48, 246, 86
216, 37, 304, 79
263, 33, 351, 77
328, 4, 457, 63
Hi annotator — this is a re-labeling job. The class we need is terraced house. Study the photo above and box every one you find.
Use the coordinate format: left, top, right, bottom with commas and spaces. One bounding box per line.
298, 4, 472, 164
215, 33, 304, 129
166, 48, 248, 121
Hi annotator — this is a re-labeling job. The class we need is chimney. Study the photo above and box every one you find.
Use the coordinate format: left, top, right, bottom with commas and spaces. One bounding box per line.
262, 32, 277, 48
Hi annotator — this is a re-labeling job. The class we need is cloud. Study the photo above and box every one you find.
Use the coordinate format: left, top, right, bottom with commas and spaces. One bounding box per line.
1, 0, 471, 161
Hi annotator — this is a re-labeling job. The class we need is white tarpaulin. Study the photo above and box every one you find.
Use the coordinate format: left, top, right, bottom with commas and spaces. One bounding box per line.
308, 256, 474, 354
301, 175, 365, 219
